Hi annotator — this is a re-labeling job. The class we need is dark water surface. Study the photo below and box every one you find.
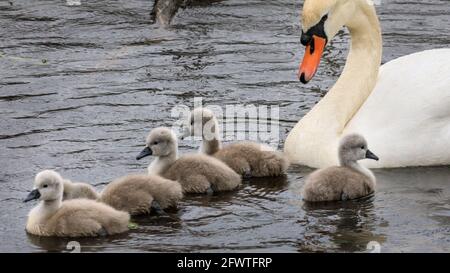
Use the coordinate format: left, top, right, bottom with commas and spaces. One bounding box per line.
1, 0, 449, 252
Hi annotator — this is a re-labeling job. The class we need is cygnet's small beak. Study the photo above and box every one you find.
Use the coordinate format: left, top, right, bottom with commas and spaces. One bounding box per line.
136, 147, 153, 160
24, 189, 41, 203
365, 149, 379, 161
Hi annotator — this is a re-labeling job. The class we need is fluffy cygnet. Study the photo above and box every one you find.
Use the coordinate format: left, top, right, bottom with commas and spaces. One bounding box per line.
59, 172, 182, 215
181, 107, 289, 177
302, 134, 379, 202
24, 170, 129, 237
99, 174, 183, 215
136, 127, 241, 194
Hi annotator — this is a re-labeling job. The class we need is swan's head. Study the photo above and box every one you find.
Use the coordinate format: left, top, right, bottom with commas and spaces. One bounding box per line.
136, 127, 178, 160
180, 108, 219, 141
24, 170, 64, 203
298, 0, 373, 83
338, 133, 379, 166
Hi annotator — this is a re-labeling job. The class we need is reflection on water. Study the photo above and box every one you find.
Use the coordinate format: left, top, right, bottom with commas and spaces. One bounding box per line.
1, 0, 449, 252
302, 195, 387, 253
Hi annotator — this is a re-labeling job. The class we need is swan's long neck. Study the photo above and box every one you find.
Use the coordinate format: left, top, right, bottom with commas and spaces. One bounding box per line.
200, 119, 222, 155
285, 4, 382, 167
328, 5, 382, 132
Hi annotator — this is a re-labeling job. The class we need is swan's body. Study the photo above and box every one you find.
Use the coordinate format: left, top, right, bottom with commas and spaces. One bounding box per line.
303, 134, 378, 202
345, 49, 450, 168
285, 0, 450, 168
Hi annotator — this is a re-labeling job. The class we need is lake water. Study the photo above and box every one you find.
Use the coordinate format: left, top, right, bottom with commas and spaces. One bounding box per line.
1, 0, 449, 252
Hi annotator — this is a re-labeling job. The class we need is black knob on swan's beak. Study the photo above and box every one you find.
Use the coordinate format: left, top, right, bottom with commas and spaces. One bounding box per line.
301, 31, 312, 46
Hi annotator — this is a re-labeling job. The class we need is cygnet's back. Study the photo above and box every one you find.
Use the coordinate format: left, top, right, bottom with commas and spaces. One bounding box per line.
163, 153, 241, 193
99, 174, 182, 215
43, 199, 130, 237
63, 179, 99, 200
214, 141, 289, 177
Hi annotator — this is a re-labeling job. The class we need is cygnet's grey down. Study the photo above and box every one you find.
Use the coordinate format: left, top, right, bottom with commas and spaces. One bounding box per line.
181, 108, 289, 177
99, 174, 183, 215
302, 134, 379, 202
63, 178, 99, 200
24, 170, 129, 237
136, 127, 241, 194
60, 171, 182, 215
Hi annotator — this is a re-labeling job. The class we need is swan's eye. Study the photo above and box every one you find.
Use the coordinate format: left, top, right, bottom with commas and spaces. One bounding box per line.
361, 146, 365, 150
43, 184, 48, 188
153, 141, 158, 145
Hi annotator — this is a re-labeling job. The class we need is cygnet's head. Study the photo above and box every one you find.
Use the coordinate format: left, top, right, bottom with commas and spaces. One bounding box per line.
24, 170, 64, 203
136, 127, 178, 160
338, 134, 379, 165
180, 107, 218, 141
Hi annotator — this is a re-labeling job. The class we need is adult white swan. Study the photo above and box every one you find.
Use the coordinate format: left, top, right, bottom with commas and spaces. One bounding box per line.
284, 0, 450, 168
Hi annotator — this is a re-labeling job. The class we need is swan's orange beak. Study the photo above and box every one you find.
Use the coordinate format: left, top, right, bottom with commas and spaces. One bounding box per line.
298, 35, 327, 84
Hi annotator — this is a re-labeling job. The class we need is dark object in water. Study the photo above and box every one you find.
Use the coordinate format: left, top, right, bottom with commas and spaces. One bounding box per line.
150, 0, 223, 26
151, 0, 184, 26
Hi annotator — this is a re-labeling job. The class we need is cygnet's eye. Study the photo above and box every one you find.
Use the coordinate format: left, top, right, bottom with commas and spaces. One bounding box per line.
361, 146, 365, 150
153, 141, 159, 145
43, 184, 48, 188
